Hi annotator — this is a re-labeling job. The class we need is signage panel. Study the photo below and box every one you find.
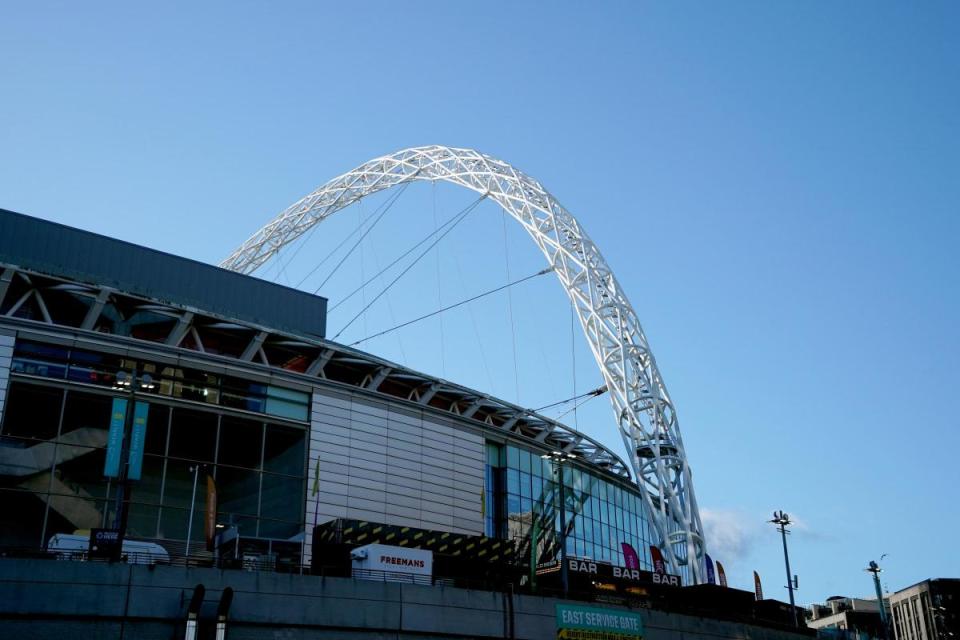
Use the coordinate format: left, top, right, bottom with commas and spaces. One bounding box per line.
564, 557, 681, 587
351, 543, 433, 578
88, 528, 121, 559
126, 401, 149, 480
103, 398, 128, 478
555, 603, 643, 640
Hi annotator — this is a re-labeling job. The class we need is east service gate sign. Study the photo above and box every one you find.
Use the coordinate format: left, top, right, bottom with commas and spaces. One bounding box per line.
556, 604, 643, 640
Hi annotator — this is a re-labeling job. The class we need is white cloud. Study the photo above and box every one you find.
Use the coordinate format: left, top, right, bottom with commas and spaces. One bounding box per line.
701, 507, 757, 562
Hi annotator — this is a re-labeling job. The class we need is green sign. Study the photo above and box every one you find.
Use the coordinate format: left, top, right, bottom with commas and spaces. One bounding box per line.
555, 604, 643, 640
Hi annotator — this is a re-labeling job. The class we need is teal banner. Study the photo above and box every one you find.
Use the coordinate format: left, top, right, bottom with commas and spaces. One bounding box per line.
103, 398, 128, 478
127, 401, 149, 480
555, 603, 643, 639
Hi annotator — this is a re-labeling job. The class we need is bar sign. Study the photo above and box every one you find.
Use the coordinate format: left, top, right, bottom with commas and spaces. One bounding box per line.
103, 398, 128, 478
127, 401, 149, 480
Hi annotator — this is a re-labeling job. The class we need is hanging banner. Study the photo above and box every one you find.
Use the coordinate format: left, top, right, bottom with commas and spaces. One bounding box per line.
103, 398, 128, 478
126, 401, 149, 480
754, 571, 764, 600
621, 542, 640, 570
705, 553, 716, 585
205, 473, 218, 552
649, 545, 666, 575
717, 561, 728, 587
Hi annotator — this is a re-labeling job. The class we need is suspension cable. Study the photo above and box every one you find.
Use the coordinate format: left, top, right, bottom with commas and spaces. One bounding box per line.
502, 210, 520, 404
534, 384, 607, 413
553, 386, 608, 422
332, 193, 487, 340
313, 180, 413, 294
349, 266, 554, 347
329, 193, 485, 313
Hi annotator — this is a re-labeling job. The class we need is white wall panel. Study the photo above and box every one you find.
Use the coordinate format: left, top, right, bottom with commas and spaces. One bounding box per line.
304, 387, 487, 564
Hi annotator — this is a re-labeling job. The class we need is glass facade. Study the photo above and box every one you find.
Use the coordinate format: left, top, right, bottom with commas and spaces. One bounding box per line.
0, 340, 308, 550
486, 442, 656, 572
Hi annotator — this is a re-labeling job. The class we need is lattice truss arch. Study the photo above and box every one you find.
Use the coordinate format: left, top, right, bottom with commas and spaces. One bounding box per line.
221, 145, 707, 582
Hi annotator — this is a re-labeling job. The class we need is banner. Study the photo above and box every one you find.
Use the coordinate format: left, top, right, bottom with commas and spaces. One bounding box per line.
103, 398, 128, 478
717, 561, 728, 587
127, 401, 149, 480
649, 545, 666, 575
205, 473, 218, 552
754, 571, 763, 600
621, 542, 640, 570
705, 553, 716, 585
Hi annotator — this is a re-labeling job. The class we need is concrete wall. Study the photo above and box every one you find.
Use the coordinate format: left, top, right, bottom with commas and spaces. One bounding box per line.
0, 558, 812, 640
306, 389, 485, 563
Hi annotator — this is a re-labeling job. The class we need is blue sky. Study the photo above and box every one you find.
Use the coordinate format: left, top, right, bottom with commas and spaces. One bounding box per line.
2, 1, 958, 602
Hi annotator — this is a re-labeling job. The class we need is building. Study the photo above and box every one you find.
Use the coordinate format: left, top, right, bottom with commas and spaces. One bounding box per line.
806, 596, 886, 640
0, 207, 673, 582
889, 579, 960, 640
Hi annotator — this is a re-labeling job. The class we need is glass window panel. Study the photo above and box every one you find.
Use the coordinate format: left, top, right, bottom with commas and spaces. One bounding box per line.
519, 471, 531, 500
126, 502, 160, 539
0, 382, 63, 442
11, 341, 69, 379
518, 449, 531, 474
265, 386, 309, 421
507, 446, 520, 470
506, 492, 521, 517
506, 468, 519, 497
263, 424, 305, 475
55, 444, 110, 500
216, 465, 260, 518
168, 409, 217, 462
59, 390, 111, 442
218, 417, 263, 469
144, 404, 169, 455
259, 473, 303, 530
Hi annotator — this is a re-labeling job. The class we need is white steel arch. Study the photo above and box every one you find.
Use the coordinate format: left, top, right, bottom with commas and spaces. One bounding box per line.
220, 145, 706, 582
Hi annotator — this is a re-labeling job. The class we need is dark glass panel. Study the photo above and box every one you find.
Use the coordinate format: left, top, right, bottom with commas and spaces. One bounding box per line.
216, 465, 260, 518
0, 488, 47, 547
263, 424, 304, 475
144, 404, 169, 455
217, 417, 262, 469
126, 502, 159, 539
0, 382, 63, 442
59, 390, 111, 443
55, 444, 109, 500
168, 409, 217, 462
259, 473, 303, 529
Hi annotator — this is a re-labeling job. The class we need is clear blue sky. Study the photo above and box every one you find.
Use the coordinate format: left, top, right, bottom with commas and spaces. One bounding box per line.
2, 1, 958, 603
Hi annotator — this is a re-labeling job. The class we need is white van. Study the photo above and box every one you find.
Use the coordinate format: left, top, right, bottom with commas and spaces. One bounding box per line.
47, 533, 170, 565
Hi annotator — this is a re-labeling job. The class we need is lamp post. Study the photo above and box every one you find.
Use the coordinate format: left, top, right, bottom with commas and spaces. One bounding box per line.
110, 369, 153, 560
543, 450, 576, 598
769, 510, 798, 627
866, 560, 889, 640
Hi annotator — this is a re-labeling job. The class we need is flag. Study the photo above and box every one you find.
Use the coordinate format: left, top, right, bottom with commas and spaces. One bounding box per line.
205, 473, 218, 552
650, 545, 666, 575
705, 553, 717, 585
621, 543, 640, 570
753, 571, 764, 600
480, 488, 486, 518
311, 457, 320, 496
717, 561, 728, 587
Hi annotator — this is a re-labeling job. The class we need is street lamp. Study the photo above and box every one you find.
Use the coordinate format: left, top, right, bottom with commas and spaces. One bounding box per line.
110, 369, 153, 560
543, 450, 576, 598
769, 510, 799, 627
866, 559, 890, 640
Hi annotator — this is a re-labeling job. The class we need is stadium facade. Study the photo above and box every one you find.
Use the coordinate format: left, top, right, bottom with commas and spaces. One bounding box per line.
0, 207, 678, 582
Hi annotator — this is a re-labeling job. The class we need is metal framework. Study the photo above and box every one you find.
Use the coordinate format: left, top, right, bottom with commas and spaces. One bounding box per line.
221, 145, 706, 581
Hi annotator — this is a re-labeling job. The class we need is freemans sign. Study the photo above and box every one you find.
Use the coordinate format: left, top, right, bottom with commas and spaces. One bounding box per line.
555, 603, 643, 640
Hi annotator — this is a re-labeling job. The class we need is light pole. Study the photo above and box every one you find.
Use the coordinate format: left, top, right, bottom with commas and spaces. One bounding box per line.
769, 510, 798, 627
110, 369, 153, 560
866, 559, 890, 640
543, 450, 576, 598
185, 464, 203, 558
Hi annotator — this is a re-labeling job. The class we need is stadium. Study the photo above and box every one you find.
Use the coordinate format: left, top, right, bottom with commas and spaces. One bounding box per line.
0, 147, 799, 639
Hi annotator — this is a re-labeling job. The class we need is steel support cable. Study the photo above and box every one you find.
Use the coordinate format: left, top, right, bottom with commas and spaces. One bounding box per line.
293, 202, 379, 289
534, 384, 607, 413
329, 193, 486, 314
553, 386, 608, 422
349, 266, 554, 347
502, 210, 521, 404
332, 194, 487, 341
313, 180, 413, 294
